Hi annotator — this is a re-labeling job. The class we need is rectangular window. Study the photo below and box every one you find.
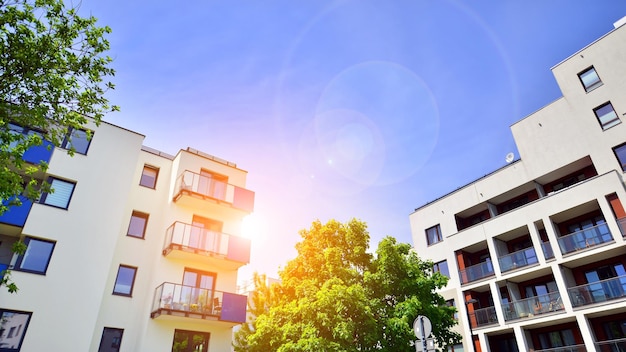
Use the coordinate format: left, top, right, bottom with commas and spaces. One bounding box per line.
172, 329, 210, 352
40, 177, 76, 209
98, 327, 124, 352
433, 260, 450, 278
614, 143, 626, 172
446, 299, 458, 320
0, 309, 32, 351
113, 265, 137, 296
426, 224, 443, 245
139, 165, 158, 189
578, 66, 602, 92
127, 211, 149, 239
594, 102, 621, 130
14, 237, 55, 274
61, 128, 92, 155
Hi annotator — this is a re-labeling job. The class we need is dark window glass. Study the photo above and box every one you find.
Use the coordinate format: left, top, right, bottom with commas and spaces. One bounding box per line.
434, 260, 450, 278
113, 265, 137, 296
140, 165, 158, 189
172, 329, 210, 352
594, 102, 621, 130
614, 143, 626, 172
98, 327, 124, 352
426, 225, 443, 245
127, 211, 149, 239
15, 237, 55, 274
578, 66, 602, 92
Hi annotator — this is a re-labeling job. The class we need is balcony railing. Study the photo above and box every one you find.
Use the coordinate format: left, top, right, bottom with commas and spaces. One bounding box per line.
468, 306, 497, 328
459, 260, 494, 284
557, 223, 613, 255
502, 292, 564, 321
618, 217, 626, 237
498, 247, 538, 272
150, 282, 247, 323
595, 337, 626, 352
0, 263, 8, 279
568, 275, 626, 307
534, 345, 586, 352
163, 222, 250, 264
0, 196, 34, 227
542, 240, 555, 260
173, 171, 254, 213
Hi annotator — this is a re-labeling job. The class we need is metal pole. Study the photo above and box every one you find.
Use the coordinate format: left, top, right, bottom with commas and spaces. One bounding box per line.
420, 316, 427, 352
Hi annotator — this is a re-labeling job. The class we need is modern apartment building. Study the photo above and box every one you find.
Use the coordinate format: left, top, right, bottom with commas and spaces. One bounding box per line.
0, 120, 254, 351
410, 18, 626, 352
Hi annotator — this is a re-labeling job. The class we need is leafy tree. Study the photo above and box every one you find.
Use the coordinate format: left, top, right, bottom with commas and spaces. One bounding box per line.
0, 0, 116, 292
233, 219, 461, 352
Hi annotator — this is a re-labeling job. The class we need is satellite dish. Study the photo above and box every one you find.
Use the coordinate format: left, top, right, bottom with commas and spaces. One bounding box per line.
505, 152, 515, 163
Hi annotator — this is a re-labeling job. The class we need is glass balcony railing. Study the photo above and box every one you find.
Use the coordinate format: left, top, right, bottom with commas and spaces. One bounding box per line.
459, 260, 494, 284
568, 275, 626, 307
542, 240, 555, 260
498, 247, 538, 272
163, 222, 250, 264
0, 195, 34, 227
468, 306, 498, 328
534, 345, 586, 352
595, 338, 626, 352
173, 171, 254, 212
151, 282, 247, 323
502, 292, 564, 321
618, 218, 626, 237
557, 223, 613, 255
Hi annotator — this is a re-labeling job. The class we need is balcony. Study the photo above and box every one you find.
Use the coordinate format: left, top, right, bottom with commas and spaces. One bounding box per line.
595, 338, 626, 352
503, 292, 564, 321
150, 282, 247, 325
459, 261, 494, 285
618, 217, 626, 237
542, 241, 555, 260
534, 345, 586, 352
0, 196, 33, 228
498, 247, 538, 273
468, 306, 498, 328
22, 139, 54, 165
557, 223, 613, 255
162, 222, 250, 269
172, 171, 254, 213
568, 275, 626, 308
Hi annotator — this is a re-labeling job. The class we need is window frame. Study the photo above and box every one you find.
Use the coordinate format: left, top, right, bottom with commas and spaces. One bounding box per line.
126, 211, 149, 239
139, 165, 159, 189
98, 327, 124, 352
60, 128, 93, 155
578, 66, 603, 92
0, 309, 32, 352
39, 177, 76, 209
112, 265, 138, 297
593, 101, 621, 130
14, 237, 56, 275
433, 260, 450, 278
613, 142, 626, 172
425, 224, 443, 246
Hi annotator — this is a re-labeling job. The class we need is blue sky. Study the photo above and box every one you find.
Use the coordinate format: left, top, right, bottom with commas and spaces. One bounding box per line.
79, 0, 626, 278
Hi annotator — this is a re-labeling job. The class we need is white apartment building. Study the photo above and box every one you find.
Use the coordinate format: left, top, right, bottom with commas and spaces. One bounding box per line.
0, 120, 254, 351
410, 18, 626, 352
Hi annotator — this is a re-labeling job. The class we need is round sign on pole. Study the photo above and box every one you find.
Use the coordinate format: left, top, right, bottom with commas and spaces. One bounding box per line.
413, 315, 432, 340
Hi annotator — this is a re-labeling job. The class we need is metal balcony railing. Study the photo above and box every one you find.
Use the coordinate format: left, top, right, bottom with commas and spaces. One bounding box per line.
542, 240, 555, 260
163, 222, 251, 264
502, 292, 564, 321
618, 217, 626, 237
568, 275, 626, 307
595, 337, 626, 352
173, 171, 254, 212
557, 223, 612, 255
459, 260, 494, 284
151, 282, 247, 323
498, 247, 538, 272
468, 306, 497, 328
534, 345, 586, 352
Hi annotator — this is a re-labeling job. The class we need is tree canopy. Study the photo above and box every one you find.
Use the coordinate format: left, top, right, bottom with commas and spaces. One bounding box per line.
234, 219, 461, 352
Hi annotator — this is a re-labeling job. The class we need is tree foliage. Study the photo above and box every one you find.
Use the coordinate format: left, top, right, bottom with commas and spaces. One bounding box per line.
234, 219, 461, 352
0, 0, 116, 292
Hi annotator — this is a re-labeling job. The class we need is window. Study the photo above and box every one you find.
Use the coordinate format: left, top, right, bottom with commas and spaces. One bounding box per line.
594, 102, 621, 130
61, 128, 92, 155
40, 177, 75, 209
425, 224, 443, 245
14, 237, 55, 274
433, 260, 450, 278
0, 309, 32, 351
172, 329, 210, 352
614, 143, 626, 172
98, 327, 123, 352
139, 165, 158, 189
446, 299, 458, 320
578, 66, 602, 92
127, 211, 149, 239
113, 265, 137, 296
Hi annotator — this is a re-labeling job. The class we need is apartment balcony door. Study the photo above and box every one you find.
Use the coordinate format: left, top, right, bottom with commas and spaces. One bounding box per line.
182, 268, 216, 308
190, 215, 223, 253
198, 170, 228, 200
585, 264, 626, 303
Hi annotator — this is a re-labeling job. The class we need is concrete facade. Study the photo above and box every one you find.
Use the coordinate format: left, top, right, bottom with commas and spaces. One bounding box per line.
410, 19, 626, 352
0, 120, 254, 351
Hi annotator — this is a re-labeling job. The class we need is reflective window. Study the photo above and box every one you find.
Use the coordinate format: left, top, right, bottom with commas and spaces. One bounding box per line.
172, 329, 210, 352
594, 102, 621, 130
578, 66, 602, 92
127, 211, 149, 239
113, 265, 137, 296
40, 177, 75, 209
614, 143, 626, 172
98, 327, 124, 352
0, 309, 32, 351
61, 128, 92, 155
426, 224, 443, 245
15, 237, 55, 274
139, 165, 158, 189
434, 260, 450, 278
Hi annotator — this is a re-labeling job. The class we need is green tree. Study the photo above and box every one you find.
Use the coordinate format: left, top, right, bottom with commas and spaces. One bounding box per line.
0, 0, 116, 292
233, 219, 461, 352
